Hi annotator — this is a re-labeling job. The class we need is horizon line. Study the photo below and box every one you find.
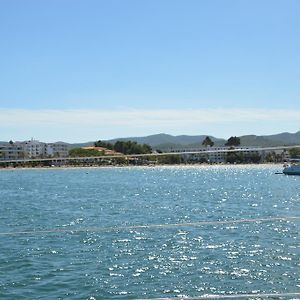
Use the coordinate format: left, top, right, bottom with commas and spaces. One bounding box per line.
1, 129, 300, 145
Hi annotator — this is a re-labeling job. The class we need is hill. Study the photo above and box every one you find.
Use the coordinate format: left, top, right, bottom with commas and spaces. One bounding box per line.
107, 131, 300, 149
67, 131, 300, 150
108, 133, 226, 148
240, 131, 300, 147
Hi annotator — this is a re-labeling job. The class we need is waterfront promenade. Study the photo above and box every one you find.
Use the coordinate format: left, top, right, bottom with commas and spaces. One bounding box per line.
1, 145, 299, 167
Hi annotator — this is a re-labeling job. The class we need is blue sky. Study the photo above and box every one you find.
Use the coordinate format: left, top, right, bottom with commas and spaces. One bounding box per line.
0, 0, 299, 142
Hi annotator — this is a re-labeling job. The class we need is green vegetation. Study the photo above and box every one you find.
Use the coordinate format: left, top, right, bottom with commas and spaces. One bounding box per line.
94, 140, 113, 149
226, 152, 261, 164
225, 136, 241, 146
265, 151, 283, 163
69, 148, 104, 157
202, 136, 214, 147
157, 154, 182, 164
244, 153, 261, 163
95, 140, 152, 155
289, 148, 300, 158
68, 140, 152, 158
91, 131, 300, 149
114, 141, 151, 154
226, 152, 244, 164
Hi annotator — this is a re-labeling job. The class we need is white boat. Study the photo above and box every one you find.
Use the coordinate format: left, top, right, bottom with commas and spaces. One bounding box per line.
283, 159, 300, 175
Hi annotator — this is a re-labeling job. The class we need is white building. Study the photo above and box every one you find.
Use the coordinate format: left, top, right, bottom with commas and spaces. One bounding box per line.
168, 146, 229, 163
47, 142, 69, 157
17, 140, 70, 158
166, 146, 288, 163
19, 139, 46, 158
0, 143, 24, 160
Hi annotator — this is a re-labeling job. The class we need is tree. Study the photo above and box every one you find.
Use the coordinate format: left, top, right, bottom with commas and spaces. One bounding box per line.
226, 152, 244, 164
94, 140, 113, 150
94, 140, 152, 155
264, 151, 282, 163
69, 148, 104, 157
113, 141, 125, 154
202, 136, 214, 147
249, 153, 261, 163
157, 154, 182, 164
289, 148, 300, 158
142, 143, 152, 153
113, 140, 152, 155
225, 136, 240, 147
265, 152, 275, 163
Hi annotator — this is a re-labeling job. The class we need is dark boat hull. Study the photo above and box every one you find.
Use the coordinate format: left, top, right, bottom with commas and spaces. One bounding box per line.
283, 165, 300, 175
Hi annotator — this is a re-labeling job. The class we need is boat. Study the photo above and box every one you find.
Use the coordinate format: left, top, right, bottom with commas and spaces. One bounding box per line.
283, 159, 300, 175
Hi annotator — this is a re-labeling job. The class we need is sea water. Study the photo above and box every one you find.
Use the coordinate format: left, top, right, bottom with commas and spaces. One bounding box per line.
0, 165, 299, 299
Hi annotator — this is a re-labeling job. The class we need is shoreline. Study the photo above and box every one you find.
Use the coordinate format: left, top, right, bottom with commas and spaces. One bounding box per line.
0, 163, 284, 171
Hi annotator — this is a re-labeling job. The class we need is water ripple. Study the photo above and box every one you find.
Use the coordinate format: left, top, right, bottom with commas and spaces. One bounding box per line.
0, 165, 299, 299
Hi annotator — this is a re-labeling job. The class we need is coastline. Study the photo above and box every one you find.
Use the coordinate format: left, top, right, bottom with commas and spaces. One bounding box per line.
0, 163, 284, 171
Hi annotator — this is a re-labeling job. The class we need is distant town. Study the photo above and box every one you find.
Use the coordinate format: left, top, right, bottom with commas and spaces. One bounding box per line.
1, 133, 300, 168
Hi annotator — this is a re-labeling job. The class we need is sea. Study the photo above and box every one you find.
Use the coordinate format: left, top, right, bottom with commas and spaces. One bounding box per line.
0, 165, 299, 299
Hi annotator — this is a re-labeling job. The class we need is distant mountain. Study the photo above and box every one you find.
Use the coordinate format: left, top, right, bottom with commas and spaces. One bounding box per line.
266, 131, 300, 144
3, 131, 299, 149
108, 133, 226, 148
107, 131, 300, 149
240, 131, 300, 147
67, 131, 300, 150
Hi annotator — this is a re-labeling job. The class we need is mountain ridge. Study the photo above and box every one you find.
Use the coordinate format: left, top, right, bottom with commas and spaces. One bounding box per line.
38, 131, 300, 149
105, 131, 300, 149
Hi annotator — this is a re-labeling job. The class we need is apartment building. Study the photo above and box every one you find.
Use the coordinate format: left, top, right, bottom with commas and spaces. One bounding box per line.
168, 146, 228, 163
47, 142, 69, 157
20, 140, 46, 158
0, 143, 24, 161
0, 140, 70, 160
167, 146, 288, 163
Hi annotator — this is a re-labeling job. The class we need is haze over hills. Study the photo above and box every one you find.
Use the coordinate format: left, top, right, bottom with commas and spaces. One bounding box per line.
239, 131, 300, 147
110, 133, 225, 147
66, 131, 300, 150
106, 131, 300, 149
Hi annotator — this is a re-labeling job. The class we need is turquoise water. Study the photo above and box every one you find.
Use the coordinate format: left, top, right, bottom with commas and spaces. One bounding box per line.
0, 165, 299, 299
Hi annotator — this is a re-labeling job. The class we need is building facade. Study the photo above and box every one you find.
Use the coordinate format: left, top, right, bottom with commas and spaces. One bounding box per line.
0, 143, 25, 161
47, 142, 69, 157
20, 140, 46, 158
0, 140, 70, 160
166, 146, 288, 163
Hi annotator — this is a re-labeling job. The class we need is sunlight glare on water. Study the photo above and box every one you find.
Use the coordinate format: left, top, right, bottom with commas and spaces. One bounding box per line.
0, 165, 299, 299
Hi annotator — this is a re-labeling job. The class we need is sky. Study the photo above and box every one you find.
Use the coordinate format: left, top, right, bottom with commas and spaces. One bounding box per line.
0, 0, 299, 142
